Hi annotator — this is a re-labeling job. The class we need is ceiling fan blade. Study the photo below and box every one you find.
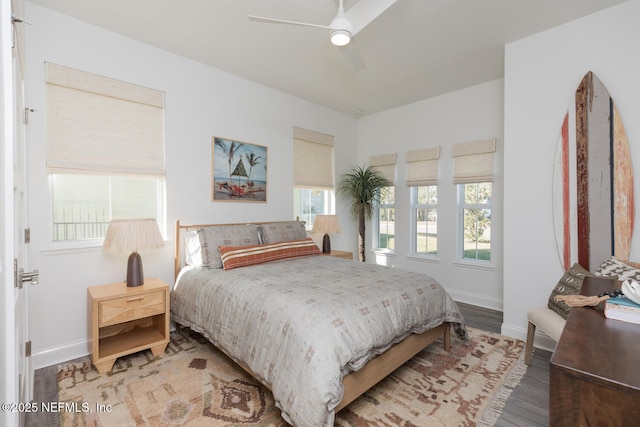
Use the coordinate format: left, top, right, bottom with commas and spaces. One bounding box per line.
339, 39, 366, 71
344, 0, 398, 35
248, 15, 331, 31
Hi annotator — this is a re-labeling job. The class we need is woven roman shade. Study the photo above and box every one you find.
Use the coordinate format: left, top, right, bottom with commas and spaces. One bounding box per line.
369, 153, 397, 182
45, 62, 165, 176
293, 126, 335, 190
406, 147, 440, 186
452, 139, 496, 184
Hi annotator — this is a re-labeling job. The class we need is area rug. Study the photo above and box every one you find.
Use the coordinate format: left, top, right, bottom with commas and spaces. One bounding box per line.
58, 327, 526, 426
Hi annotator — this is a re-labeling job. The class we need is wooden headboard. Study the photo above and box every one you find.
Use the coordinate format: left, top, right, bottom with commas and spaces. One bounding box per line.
174, 219, 305, 280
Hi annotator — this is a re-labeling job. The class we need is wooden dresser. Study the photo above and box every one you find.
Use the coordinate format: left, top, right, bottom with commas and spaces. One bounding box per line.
550, 276, 640, 426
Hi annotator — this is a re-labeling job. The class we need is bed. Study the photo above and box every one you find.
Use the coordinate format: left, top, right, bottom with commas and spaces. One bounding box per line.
170, 220, 468, 427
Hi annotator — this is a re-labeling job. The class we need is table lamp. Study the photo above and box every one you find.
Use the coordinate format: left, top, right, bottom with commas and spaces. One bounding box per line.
103, 218, 164, 287
312, 215, 341, 253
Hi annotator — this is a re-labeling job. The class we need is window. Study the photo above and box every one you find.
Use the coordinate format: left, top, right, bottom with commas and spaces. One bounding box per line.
51, 175, 164, 241
458, 182, 492, 262
293, 127, 335, 229
406, 147, 440, 257
369, 154, 397, 252
411, 185, 437, 256
45, 63, 165, 242
293, 188, 333, 229
377, 186, 395, 251
452, 139, 496, 264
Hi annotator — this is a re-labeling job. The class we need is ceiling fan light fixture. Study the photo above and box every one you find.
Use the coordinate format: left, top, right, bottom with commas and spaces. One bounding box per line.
330, 29, 351, 46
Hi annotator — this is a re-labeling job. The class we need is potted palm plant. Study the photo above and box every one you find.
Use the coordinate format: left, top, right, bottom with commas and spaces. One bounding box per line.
336, 165, 392, 262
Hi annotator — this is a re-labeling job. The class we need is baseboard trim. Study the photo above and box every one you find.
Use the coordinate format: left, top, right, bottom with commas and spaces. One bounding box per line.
33, 324, 181, 370
449, 289, 503, 312
501, 323, 557, 352
32, 339, 89, 370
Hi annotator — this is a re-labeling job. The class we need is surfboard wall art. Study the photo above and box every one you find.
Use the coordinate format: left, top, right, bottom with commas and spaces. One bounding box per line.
553, 71, 634, 272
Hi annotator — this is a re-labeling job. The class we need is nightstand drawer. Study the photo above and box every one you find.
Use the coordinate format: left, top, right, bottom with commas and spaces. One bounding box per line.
99, 290, 165, 327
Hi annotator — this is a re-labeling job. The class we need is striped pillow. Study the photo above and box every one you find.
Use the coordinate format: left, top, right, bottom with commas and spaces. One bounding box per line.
219, 238, 321, 270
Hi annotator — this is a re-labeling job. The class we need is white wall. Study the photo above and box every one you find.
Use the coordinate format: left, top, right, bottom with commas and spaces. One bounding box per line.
357, 80, 505, 310
24, 2, 358, 368
503, 0, 640, 347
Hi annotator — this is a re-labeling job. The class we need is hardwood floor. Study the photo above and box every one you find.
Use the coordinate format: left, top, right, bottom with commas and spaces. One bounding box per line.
27, 364, 58, 427
457, 302, 551, 427
27, 302, 551, 427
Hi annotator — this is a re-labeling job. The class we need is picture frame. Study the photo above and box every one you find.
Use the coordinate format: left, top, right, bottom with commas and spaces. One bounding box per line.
211, 136, 267, 202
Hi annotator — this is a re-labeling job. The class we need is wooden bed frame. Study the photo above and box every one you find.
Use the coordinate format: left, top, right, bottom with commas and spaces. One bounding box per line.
173, 219, 451, 412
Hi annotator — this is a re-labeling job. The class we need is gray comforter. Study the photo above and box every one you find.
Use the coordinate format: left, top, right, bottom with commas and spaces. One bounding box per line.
171, 254, 467, 427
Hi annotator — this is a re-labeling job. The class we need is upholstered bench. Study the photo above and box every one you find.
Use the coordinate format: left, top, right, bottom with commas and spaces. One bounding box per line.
524, 307, 565, 365
524, 262, 591, 365
525, 257, 640, 365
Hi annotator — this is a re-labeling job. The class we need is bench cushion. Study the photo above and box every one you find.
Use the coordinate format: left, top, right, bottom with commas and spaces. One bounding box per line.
527, 307, 566, 341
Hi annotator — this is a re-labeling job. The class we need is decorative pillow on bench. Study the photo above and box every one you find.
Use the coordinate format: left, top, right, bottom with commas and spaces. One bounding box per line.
219, 238, 321, 270
548, 263, 595, 319
595, 256, 640, 282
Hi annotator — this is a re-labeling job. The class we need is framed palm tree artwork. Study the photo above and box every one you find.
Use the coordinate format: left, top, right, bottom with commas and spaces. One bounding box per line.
211, 136, 267, 202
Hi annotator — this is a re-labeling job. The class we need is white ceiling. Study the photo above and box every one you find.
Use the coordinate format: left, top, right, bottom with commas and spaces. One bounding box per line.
28, 0, 627, 116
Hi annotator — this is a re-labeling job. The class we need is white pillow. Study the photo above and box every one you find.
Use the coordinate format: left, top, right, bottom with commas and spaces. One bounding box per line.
595, 256, 640, 281
184, 231, 202, 267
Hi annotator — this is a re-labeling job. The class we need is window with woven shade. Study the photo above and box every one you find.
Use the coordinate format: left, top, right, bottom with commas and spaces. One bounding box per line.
407, 147, 440, 257
369, 153, 396, 252
452, 138, 495, 184
452, 139, 496, 263
292, 126, 335, 229
45, 63, 166, 242
369, 153, 396, 183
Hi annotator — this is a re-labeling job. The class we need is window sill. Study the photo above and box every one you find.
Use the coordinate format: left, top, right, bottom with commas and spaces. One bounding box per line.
453, 259, 494, 271
41, 240, 169, 256
372, 249, 396, 256
41, 240, 104, 255
407, 254, 440, 263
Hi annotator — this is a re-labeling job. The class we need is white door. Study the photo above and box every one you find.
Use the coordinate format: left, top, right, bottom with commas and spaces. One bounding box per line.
8, 0, 35, 424
1, 1, 25, 426
0, 1, 14, 424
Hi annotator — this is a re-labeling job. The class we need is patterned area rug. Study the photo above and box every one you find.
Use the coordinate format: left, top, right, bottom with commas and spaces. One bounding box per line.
58, 327, 525, 426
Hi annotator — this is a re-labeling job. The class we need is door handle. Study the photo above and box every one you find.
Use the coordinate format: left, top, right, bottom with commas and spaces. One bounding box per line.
20, 269, 39, 286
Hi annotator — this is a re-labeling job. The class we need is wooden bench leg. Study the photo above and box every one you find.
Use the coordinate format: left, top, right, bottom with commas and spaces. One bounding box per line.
525, 321, 536, 365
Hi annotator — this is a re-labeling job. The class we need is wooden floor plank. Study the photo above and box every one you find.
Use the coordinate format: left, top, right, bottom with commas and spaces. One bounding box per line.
26, 364, 59, 427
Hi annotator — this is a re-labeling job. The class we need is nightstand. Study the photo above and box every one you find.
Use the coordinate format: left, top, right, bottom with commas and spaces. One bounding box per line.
87, 278, 170, 374
323, 250, 353, 260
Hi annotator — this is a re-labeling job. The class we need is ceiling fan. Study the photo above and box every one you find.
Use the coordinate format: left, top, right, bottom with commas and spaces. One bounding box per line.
249, 0, 397, 68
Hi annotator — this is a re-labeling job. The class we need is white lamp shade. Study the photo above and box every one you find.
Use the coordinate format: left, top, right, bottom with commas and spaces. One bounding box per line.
103, 218, 164, 253
312, 215, 341, 235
